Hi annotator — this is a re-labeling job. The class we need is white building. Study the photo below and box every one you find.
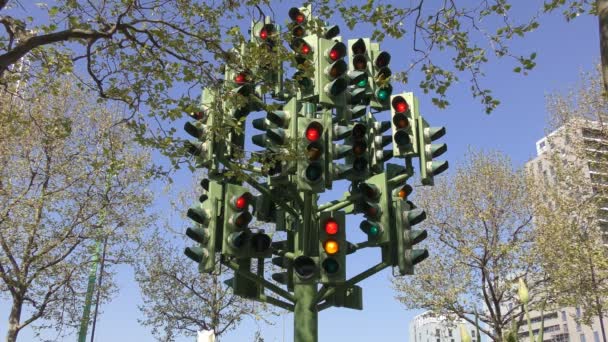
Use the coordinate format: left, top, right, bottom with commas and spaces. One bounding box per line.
409, 311, 480, 342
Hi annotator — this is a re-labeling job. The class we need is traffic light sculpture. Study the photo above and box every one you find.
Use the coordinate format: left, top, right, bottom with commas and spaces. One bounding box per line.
181, 7, 449, 342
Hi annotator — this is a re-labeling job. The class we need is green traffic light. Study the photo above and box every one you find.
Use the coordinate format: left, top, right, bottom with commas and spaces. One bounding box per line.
357, 78, 367, 87
377, 88, 390, 101
368, 225, 379, 236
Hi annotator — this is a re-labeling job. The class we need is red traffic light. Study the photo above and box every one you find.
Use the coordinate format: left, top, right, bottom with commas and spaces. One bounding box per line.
234, 72, 247, 85
260, 28, 268, 40
327, 42, 346, 62
305, 122, 322, 142
392, 96, 409, 113
324, 218, 339, 235
300, 43, 311, 55
233, 192, 252, 210
289, 8, 306, 24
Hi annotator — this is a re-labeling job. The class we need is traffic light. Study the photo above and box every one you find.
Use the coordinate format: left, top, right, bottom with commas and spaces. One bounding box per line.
393, 199, 429, 275
251, 19, 281, 95
292, 255, 318, 283
367, 112, 392, 173
252, 97, 297, 152
390, 93, 419, 157
356, 173, 391, 245
417, 117, 448, 186
288, 6, 309, 42
347, 38, 372, 106
344, 121, 369, 181
297, 117, 326, 192
184, 88, 216, 169
319, 211, 346, 284
369, 43, 392, 110
222, 184, 273, 258
224, 64, 255, 119
184, 179, 223, 273
318, 38, 347, 106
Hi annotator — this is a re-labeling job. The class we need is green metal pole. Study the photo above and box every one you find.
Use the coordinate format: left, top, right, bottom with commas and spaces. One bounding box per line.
294, 282, 318, 342
77, 173, 111, 342
77, 241, 101, 342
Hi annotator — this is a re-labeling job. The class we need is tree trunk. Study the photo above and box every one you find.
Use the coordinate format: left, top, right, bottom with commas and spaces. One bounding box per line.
598, 0, 608, 95
6, 297, 23, 342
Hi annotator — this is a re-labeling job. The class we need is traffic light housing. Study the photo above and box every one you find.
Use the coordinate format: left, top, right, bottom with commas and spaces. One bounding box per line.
356, 173, 391, 245
390, 93, 419, 157
417, 116, 448, 185
369, 43, 392, 110
252, 97, 297, 152
297, 117, 326, 192
343, 121, 369, 181
367, 112, 392, 173
184, 179, 223, 273
184, 88, 217, 169
319, 211, 346, 284
291, 35, 317, 100
393, 200, 429, 275
251, 19, 282, 95
318, 38, 347, 106
222, 184, 273, 258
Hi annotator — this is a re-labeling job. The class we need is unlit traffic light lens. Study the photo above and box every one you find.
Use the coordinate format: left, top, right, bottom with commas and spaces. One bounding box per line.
322, 258, 339, 274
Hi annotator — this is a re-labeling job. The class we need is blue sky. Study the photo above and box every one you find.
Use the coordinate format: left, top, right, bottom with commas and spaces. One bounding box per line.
0, 2, 599, 342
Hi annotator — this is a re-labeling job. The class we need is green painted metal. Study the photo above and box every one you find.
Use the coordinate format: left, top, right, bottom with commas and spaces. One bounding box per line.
294, 283, 318, 342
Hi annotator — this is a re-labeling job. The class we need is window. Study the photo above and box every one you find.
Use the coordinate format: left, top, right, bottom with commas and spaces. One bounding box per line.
436, 329, 440, 337
563, 324, 569, 333
472, 330, 476, 337
449, 329, 452, 337
577, 322, 582, 332
581, 334, 586, 342
576, 307, 581, 318
562, 311, 567, 321
594, 331, 600, 342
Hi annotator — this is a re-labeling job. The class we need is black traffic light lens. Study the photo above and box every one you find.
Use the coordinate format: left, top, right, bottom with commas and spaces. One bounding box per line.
353, 141, 367, 156
375, 51, 391, 68
305, 163, 323, 182
392, 113, 409, 129
251, 233, 272, 252
293, 26, 304, 37
293, 256, 316, 280
352, 123, 366, 139
322, 258, 340, 274
353, 157, 367, 172
353, 55, 367, 70
328, 60, 347, 78
229, 232, 247, 249
394, 131, 411, 146
306, 141, 323, 160
327, 78, 347, 96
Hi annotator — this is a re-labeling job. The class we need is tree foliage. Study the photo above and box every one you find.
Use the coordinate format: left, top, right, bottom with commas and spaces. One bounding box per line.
0, 0, 597, 170
0, 76, 154, 341
392, 150, 543, 342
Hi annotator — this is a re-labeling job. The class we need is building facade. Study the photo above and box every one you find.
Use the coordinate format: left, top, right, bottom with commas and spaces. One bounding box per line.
527, 119, 608, 245
512, 307, 605, 342
409, 311, 480, 342
523, 119, 608, 342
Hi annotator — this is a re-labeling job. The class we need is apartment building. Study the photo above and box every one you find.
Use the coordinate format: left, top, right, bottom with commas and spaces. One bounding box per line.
409, 311, 480, 342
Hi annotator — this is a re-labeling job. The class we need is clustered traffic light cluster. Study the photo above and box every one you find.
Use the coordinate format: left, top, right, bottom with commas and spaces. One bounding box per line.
182, 4, 448, 329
